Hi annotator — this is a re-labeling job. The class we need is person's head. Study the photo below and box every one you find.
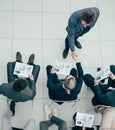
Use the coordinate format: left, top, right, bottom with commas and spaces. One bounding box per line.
64, 75, 76, 94
81, 9, 95, 27
13, 78, 27, 92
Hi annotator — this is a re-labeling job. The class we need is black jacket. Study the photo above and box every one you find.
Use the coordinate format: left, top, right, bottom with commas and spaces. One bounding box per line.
94, 84, 115, 107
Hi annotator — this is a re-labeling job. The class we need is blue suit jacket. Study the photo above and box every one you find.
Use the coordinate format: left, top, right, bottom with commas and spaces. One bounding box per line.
66, 7, 100, 51
47, 62, 84, 101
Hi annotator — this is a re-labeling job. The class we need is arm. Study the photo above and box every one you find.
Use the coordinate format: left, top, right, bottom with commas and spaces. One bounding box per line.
76, 62, 84, 84
0, 83, 11, 94
47, 73, 60, 90
72, 55, 84, 94
67, 10, 83, 56
82, 124, 86, 130
74, 62, 84, 94
94, 85, 109, 104
67, 19, 76, 52
72, 54, 84, 82
109, 72, 115, 81
28, 75, 36, 93
71, 51, 78, 60
108, 72, 115, 87
93, 79, 114, 106
47, 67, 60, 90
67, 9, 82, 52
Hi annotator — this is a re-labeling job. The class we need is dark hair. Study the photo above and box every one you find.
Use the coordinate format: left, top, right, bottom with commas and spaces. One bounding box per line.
82, 9, 95, 24
13, 78, 27, 92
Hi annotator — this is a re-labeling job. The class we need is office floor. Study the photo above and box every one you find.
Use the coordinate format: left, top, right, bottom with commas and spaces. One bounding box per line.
0, 0, 115, 129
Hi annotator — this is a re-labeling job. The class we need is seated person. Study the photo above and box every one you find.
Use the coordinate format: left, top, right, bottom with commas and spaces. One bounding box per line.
46, 55, 84, 104
40, 105, 90, 130
84, 65, 115, 106
95, 105, 115, 130
0, 52, 40, 102
1, 101, 35, 130
40, 105, 67, 130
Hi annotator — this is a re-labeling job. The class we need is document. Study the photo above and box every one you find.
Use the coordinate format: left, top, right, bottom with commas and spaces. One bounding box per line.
54, 60, 71, 75
13, 62, 33, 78
75, 112, 94, 128
95, 66, 110, 81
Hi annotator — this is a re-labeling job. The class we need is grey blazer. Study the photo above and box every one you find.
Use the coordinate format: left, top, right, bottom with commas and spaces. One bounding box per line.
0, 80, 36, 102
66, 7, 100, 51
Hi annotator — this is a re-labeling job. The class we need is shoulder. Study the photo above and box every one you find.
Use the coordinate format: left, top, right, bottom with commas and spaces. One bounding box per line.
90, 7, 100, 15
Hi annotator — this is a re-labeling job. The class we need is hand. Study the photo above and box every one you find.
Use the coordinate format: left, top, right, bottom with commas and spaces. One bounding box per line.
50, 67, 55, 74
48, 113, 53, 119
109, 72, 115, 80
71, 51, 78, 61
29, 75, 34, 81
82, 124, 86, 130
94, 78, 99, 85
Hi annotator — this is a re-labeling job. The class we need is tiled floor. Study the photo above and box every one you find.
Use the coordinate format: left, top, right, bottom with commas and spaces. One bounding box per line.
0, 0, 115, 130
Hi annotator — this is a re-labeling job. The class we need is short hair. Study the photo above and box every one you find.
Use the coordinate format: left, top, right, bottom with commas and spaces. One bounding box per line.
82, 9, 95, 24
64, 76, 76, 94
13, 78, 27, 92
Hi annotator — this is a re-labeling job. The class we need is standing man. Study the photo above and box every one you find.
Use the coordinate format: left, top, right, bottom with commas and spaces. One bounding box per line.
63, 7, 100, 59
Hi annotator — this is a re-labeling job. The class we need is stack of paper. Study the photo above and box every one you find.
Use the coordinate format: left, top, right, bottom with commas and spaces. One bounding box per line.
13, 62, 33, 78
95, 66, 110, 81
75, 112, 94, 128
54, 60, 71, 75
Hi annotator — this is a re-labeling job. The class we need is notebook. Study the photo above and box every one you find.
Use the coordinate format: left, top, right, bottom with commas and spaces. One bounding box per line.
75, 112, 94, 128
95, 66, 110, 81
13, 62, 33, 78
54, 60, 71, 75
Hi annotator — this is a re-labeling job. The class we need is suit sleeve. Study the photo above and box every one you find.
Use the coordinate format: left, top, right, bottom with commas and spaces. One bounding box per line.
47, 74, 60, 90
74, 62, 84, 94
67, 21, 76, 52
0, 83, 11, 94
94, 85, 111, 105
76, 62, 84, 83
113, 79, 115, 86
29, 80, 36, 93
67, 10, 81, 52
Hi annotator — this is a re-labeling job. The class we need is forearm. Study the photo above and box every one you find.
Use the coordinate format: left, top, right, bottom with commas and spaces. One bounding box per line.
76, 62, 84, 76
47, 74, 58, 89
30, 80, 36, 92
68, 36, 75, 52
94, 85, 102, 95
94, 85, 107, 103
